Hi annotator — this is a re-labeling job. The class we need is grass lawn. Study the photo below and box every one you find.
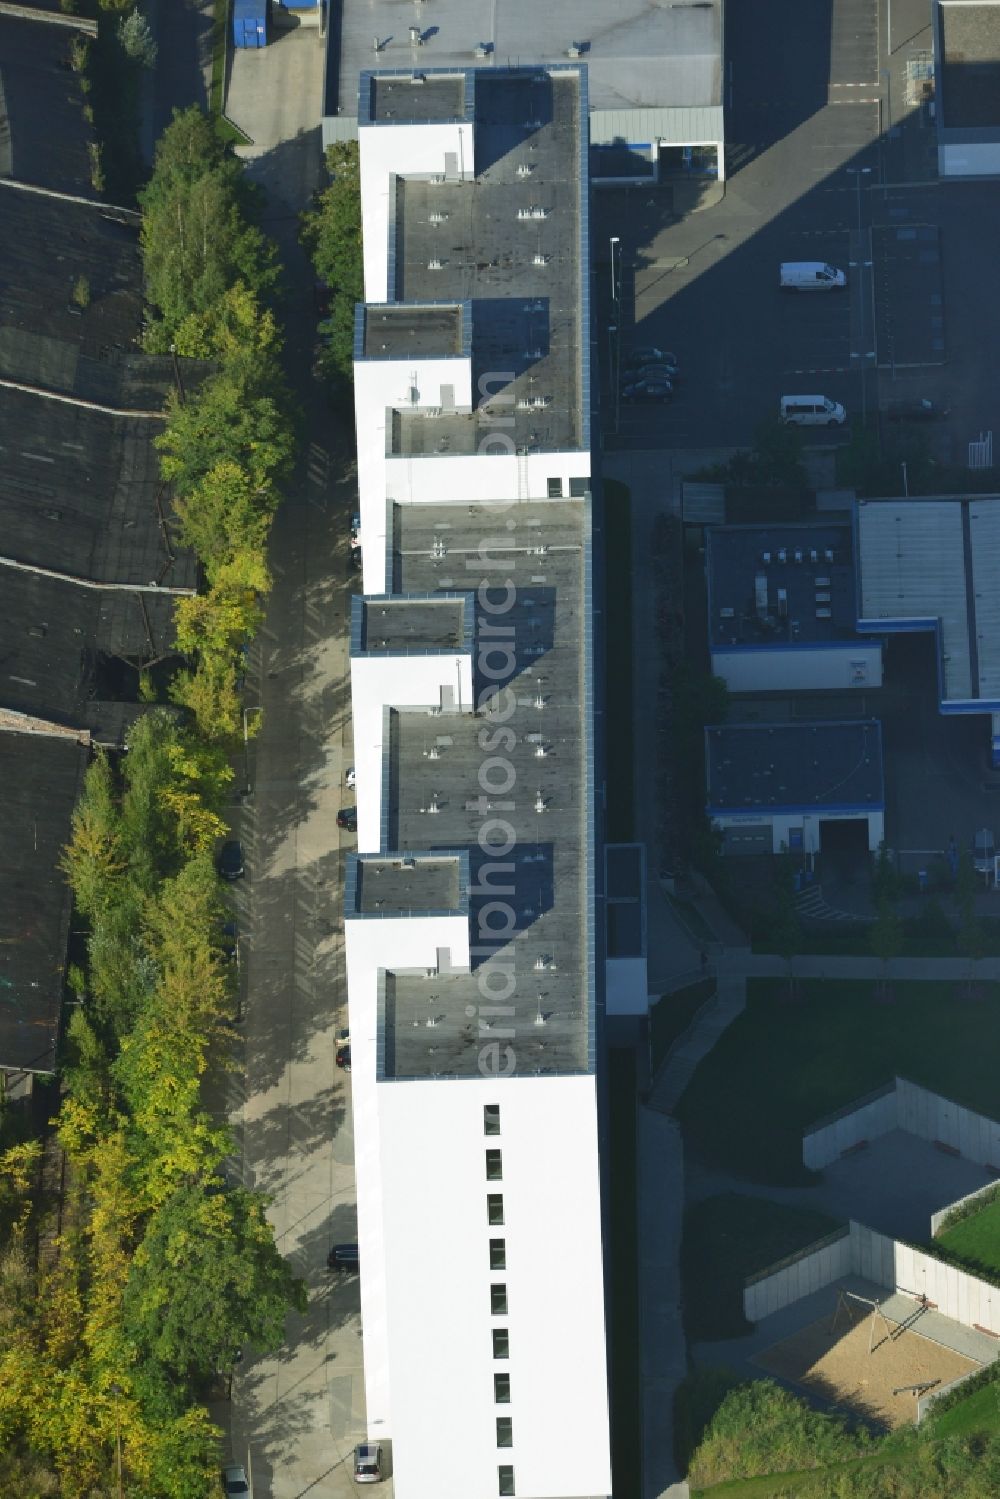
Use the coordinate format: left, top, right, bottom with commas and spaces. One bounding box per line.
650, 979, 715, 1073
603, 479, 633, 842
681, 1194, 842, 1341
675, 978, 1000, 1185
667, 892, 719, 947
935, 1195, 1000, 1283
211, 0, 252, 145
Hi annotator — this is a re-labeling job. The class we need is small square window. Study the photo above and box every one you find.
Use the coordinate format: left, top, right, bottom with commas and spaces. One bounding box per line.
486, 1149, 503, 1181
547, 477, 563, 497
569, 476, 589, 497
496, 1417, 513, 1448
492, 1328, 509, 1359
498, 1463, 515, 1496
491, 1283, 508, 1316
484, 1103, 501, 1135
494, 1372, 511, 1403
490, 1237, 506, 1270
487, 1194, 504, 1226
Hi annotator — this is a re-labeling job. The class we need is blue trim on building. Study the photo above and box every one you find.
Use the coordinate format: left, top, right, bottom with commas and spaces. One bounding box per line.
713, 640, 881, 655
709, 801, 885, 818
344, 848, 471, 918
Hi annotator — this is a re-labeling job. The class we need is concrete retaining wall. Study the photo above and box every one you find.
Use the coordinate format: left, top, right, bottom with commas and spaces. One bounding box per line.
892, 1239, 1000, 1335
803, 1083, 897, 1169
803, 1077, 1000, 1173
851, 1221, 896, 1289
917, 1366, 985, 1424
931, 1180, 1000, 1238
745, 1219, 1000, 1338
897, 1078, 1000, 1172
743, 1227, 852, 1322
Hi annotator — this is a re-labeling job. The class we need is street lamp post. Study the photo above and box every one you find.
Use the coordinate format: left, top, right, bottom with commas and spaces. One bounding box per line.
609, 235, 620, 305
608, 324, 620, 435
111, 1384, 123, 1499
242, 706, 262, 798
168, 343, 186, 406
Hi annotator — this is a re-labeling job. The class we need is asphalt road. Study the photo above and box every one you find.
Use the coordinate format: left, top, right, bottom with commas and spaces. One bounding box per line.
595, 0, 881, 449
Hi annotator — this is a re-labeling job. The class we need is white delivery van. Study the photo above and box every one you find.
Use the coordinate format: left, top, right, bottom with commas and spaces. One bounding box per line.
780, 261, 846, 291
780, 395, 847, 427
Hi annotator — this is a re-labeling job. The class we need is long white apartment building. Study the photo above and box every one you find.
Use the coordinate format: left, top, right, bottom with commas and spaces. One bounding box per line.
345, 64, 612, 1499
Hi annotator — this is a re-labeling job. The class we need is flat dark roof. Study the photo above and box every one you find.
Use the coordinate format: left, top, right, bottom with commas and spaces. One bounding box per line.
355, 854, 462, 913
0, 391, 193, 587
388, 68, 586, 457
0, 17, 94, 194
357, 596, 470, 653
0, 731, 86, 1073
707, 523, 858, 650
369, 72, 466, 124
939, 2, 1000, 128
706, 720, 884, 813
363, 304, 464, 360
372, 498, 592, 1081
0, 190, 144, 398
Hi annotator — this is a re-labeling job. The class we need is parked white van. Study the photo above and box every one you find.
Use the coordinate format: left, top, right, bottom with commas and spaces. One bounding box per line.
780, 395, 847, 427
780, 261, 846, 291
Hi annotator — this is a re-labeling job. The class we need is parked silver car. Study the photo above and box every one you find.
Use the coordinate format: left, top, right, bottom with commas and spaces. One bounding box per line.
353, 1443, 383, 1483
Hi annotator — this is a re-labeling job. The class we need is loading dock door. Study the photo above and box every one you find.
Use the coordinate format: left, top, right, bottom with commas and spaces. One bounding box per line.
722, 824, 771, 856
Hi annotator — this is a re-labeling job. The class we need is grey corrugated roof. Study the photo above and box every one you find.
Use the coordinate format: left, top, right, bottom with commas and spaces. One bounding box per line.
590, 104, 723, 145
970, 502, 1000, 701
326, 0, 721, 121
0, 730, 86, 1074
856, 499, 972, 701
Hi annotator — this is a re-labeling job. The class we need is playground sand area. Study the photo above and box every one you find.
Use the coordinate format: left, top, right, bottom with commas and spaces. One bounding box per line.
753, 1297, 981, 1428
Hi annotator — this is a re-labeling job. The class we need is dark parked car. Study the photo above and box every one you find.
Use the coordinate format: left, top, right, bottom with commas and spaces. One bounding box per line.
337, 807, 358, 832
622, 380, 673, 403
217, 840, 245, 881
626, 362, 680, 385
220, 919, 239, 964
336, 1044, 352, 1071
327, 1243, 360, 1270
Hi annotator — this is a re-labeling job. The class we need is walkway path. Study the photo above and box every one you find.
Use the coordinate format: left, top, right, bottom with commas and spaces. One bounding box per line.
639, 1109, 686, 1499
649, 945, 1000, 1121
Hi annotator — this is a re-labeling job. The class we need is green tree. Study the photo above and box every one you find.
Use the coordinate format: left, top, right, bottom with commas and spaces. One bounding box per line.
61, 1010, 112, 1123
300, 142, 363, 388
117, 8, 157, 67
123, 1182, 306, 1385
868, 896, 902, 1001
120, 709, 187, 891
955, 852, 985, 999
771, 853, 801, 999
139, 108, 278, 349
173, 459, 277, 581
61, 751, 126, 919
156, 366, 296, 501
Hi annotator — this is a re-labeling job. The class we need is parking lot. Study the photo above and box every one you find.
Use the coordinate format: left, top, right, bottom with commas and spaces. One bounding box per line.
597, 0, 1000, 468
595, 0, 881, 448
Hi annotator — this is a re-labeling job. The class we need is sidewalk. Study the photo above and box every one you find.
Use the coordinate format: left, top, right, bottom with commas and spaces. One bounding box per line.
647, 975, 747, 1116
719, 952, 1000, 983
638, 1108, 687, 1499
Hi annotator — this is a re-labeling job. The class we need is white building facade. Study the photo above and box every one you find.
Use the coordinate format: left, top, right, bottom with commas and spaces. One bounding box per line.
344, 65, 612, 1499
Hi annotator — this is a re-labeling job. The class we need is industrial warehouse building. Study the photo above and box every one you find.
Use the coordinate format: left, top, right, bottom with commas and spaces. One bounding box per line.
706, 523, 883, 694
344, 64, 611, 1499
322, 0, 725, 180
706, 720, 886, 857
934, 0, 1000, 176
856, 494, 1000, 766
